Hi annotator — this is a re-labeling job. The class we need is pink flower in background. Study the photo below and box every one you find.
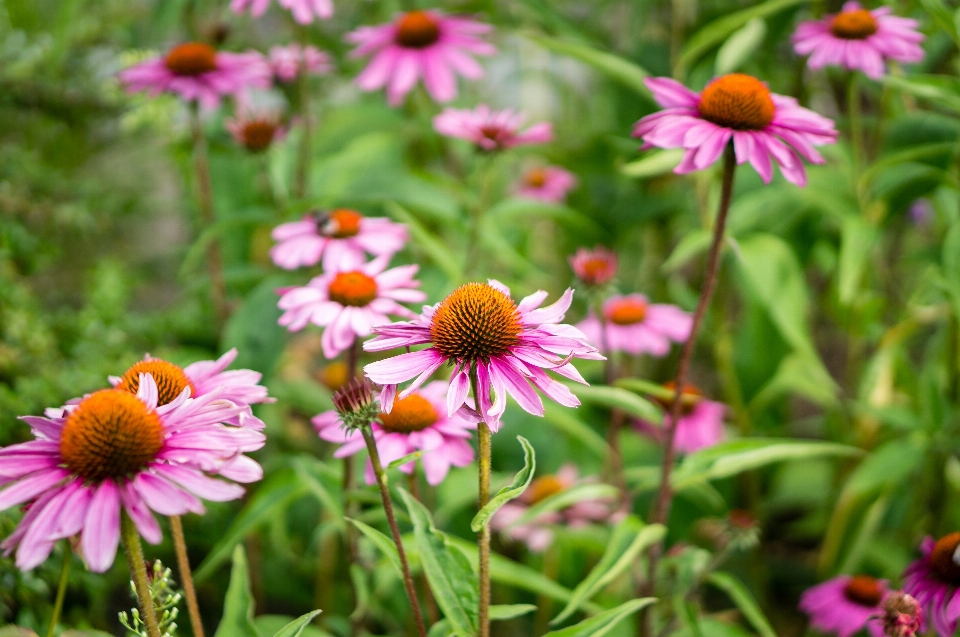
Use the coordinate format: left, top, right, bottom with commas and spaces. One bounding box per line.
792, 2, 924, 79
226, 106, 285, 153
313, 381, 476, 485
231, 0, 333, 23
515, 165, 577, 203
118, 43, 271, 110
346, 10, 494, 106
277, 256, 425, 359
490, 465, 617, 552
434, 105, 553, 152
0, 375, 264, 571
577, 294, 691, 356
633, 74, 837, 186
903, 533, 960, 637
269, 44, 333, 82
799, 575, 889, 637
569, 247, 618, 287
270, 209, 409, 272
364, 281, 602, 431
634, 383, 725, 453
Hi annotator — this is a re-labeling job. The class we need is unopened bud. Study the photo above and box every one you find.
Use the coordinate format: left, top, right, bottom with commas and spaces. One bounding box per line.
881, 591, 922, 637
332, 378, 379, 430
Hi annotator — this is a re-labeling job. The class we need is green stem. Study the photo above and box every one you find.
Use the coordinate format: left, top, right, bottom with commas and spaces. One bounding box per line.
470, 366, 492, 637
121, 513, 162, 637
359, 426, 427, 637
170, 515, 205, 637
293, 25, 313, 200
465, 154, 497, 279
848, 72, 863, 181
45, 544, 71, 637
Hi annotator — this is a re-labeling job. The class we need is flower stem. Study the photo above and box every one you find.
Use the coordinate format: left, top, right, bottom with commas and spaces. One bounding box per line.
170, 515, 205, 637
465, 154, 496, 279
293, 25, 313, 200
121, 512, 163, 637
848, 72, 863, 179
359, 425, 427, 637
45, 544, 71, 637
189, 102, 228, 331
470, 366, 492, 637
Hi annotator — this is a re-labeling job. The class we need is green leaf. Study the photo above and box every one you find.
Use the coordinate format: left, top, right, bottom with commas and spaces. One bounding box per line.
621, 149, 685, 179
919, 0, 960, 45
254, 615, 331, 637
715, 18, 767, 75
472, 436, 536, 532
663, 229, 711, 272
292, 457, 345, 531
385, 201, 463, 282
568, 384, 662, 423
268, 611, 324, 637
615, 378, 676, 401
882, 75, 960, 114
750, 352, 840, 410
844, 438, 924, 497
222, 275, 290, 374
486, 198, 603, 236
388, 451, 424, 470
346, 517, 402, 578
543, 598, 656, 637
837, 216, 879, 305
704, 572, 775, 637
507, 483, 620, 530
526, 33, 652, 98
542, 403, 609, 457
427, 620, 453, 637
490, 604, 538, 620
214, 546, 261, 637
399, 489, 478, 637
552, 518, 665, 624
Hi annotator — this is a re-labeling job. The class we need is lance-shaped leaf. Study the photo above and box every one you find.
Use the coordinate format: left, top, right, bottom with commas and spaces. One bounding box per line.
490, 604, 537, 620
705, 572, 776, 637
543, 598, 656, 637
347, 517, 402, 578
506, 483, 619, 530
472, 436, 536, 532
526, 33, 652, 98
214, 546, 261, 637
565, 383, 662, 423
269, 611, 324, 637
388, 450, 424, 470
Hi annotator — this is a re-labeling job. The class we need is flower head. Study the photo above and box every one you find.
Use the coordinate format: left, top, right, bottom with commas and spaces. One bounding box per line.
792, 2, 924, 79
515, 165, 577, 203
118, 43, 272, 110
346, 10, 494, 106
270, 209, 409, 272
230, 0, 333, 24
364, 280, 602, 431
569, 247, 618, 287
226, 106, 285, 153
881, 592, 923, 637
0, 375, 264, 572
268, 44, 333, 82
799, 575, 889, 637
434, 105, 553, 152
633, 74, 838, 186
577, 294, 691, 356
903, 533, 960, 637
659, 383, 726, 453
277, 255, 426, 359
315, 381, 476, 484
329, 378, 381, 431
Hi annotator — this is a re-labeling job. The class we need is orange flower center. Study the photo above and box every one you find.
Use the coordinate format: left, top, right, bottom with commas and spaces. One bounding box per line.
328, 271, 378, 307
60, 390, 164, 482
843, 575, 884, 607
931, 533, 960, 584
430, 283, 523, 363
164, 42, 218, 77
657, 381, 702, 416
240, 120, 279, 152
607, 298, 648, 325
830, 9, 878, 39
396, 11, 441, 48
580, 258, 613, 285
317, 361, 352, 392
525, 169, 547, 188
378, 394, 439, 433
698, 74, 775, 131
527, 475, 566, 504
117, 359, 195, 406
317, 209, 363, 239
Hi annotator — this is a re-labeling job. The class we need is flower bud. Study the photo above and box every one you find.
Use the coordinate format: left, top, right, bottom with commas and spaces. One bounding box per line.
881, 591, 922, 637
332, 378, 380, 430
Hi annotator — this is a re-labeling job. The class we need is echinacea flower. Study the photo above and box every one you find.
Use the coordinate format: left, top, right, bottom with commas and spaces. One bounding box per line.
118, 43, 272, 110
269, 44, 333, 82
577, 294, 691, 356
490, 465, 617, 552
434, 105, 553, 152
270, 209, 409, 272
792, 2, 924, 79
0, 375, 264, 572
364, 280, 603, 431
799, 575, 889, 637
881, 592, 923, 637
569, 247, 618, 287
903, 533, 960, 637
633, 74, 838, 186
515, 165, 577, 203
314, 381, 476, 485
226, 107, 285, 153
346, 10, 494, 106
230, 0, 333, 24
277, 256, 426, 359
658, 383, 726, 453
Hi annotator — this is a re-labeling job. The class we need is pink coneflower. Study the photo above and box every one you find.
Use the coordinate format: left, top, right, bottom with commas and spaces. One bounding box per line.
230, 0, 333, 24
569, 247, 618, 287
277, 256, 426, 359
660, 383, 725, 453
490, 465, 616, 552
313, 381, 476, 485
0, 375, 264, 571
268, 44, 333, 83
576, 294, 691, 356
363, 281, 602, 431
346, 10, 494, 106
118, 43, 272, 110
881, 592, 923, 637
903, 533, 960, 637
434, 105, 553, 152
270, 209, 409, 272
792, 2, 924, 79
799, 575, 889, 637
226, 107, 285, 153
515, 165, 577, 203
632, 73, 838, 186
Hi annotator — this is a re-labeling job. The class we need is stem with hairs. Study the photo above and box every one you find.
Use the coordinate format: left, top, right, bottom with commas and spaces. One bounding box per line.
45, 544, 71, 637
470, 366, 492, 637
170, 515, 205, 637
121, 512, 163, 637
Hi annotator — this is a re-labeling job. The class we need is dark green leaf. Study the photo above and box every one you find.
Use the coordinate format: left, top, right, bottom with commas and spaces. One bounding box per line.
472, 436, 536, 532
543, 598, 656, 637
213, 546, 261, 637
